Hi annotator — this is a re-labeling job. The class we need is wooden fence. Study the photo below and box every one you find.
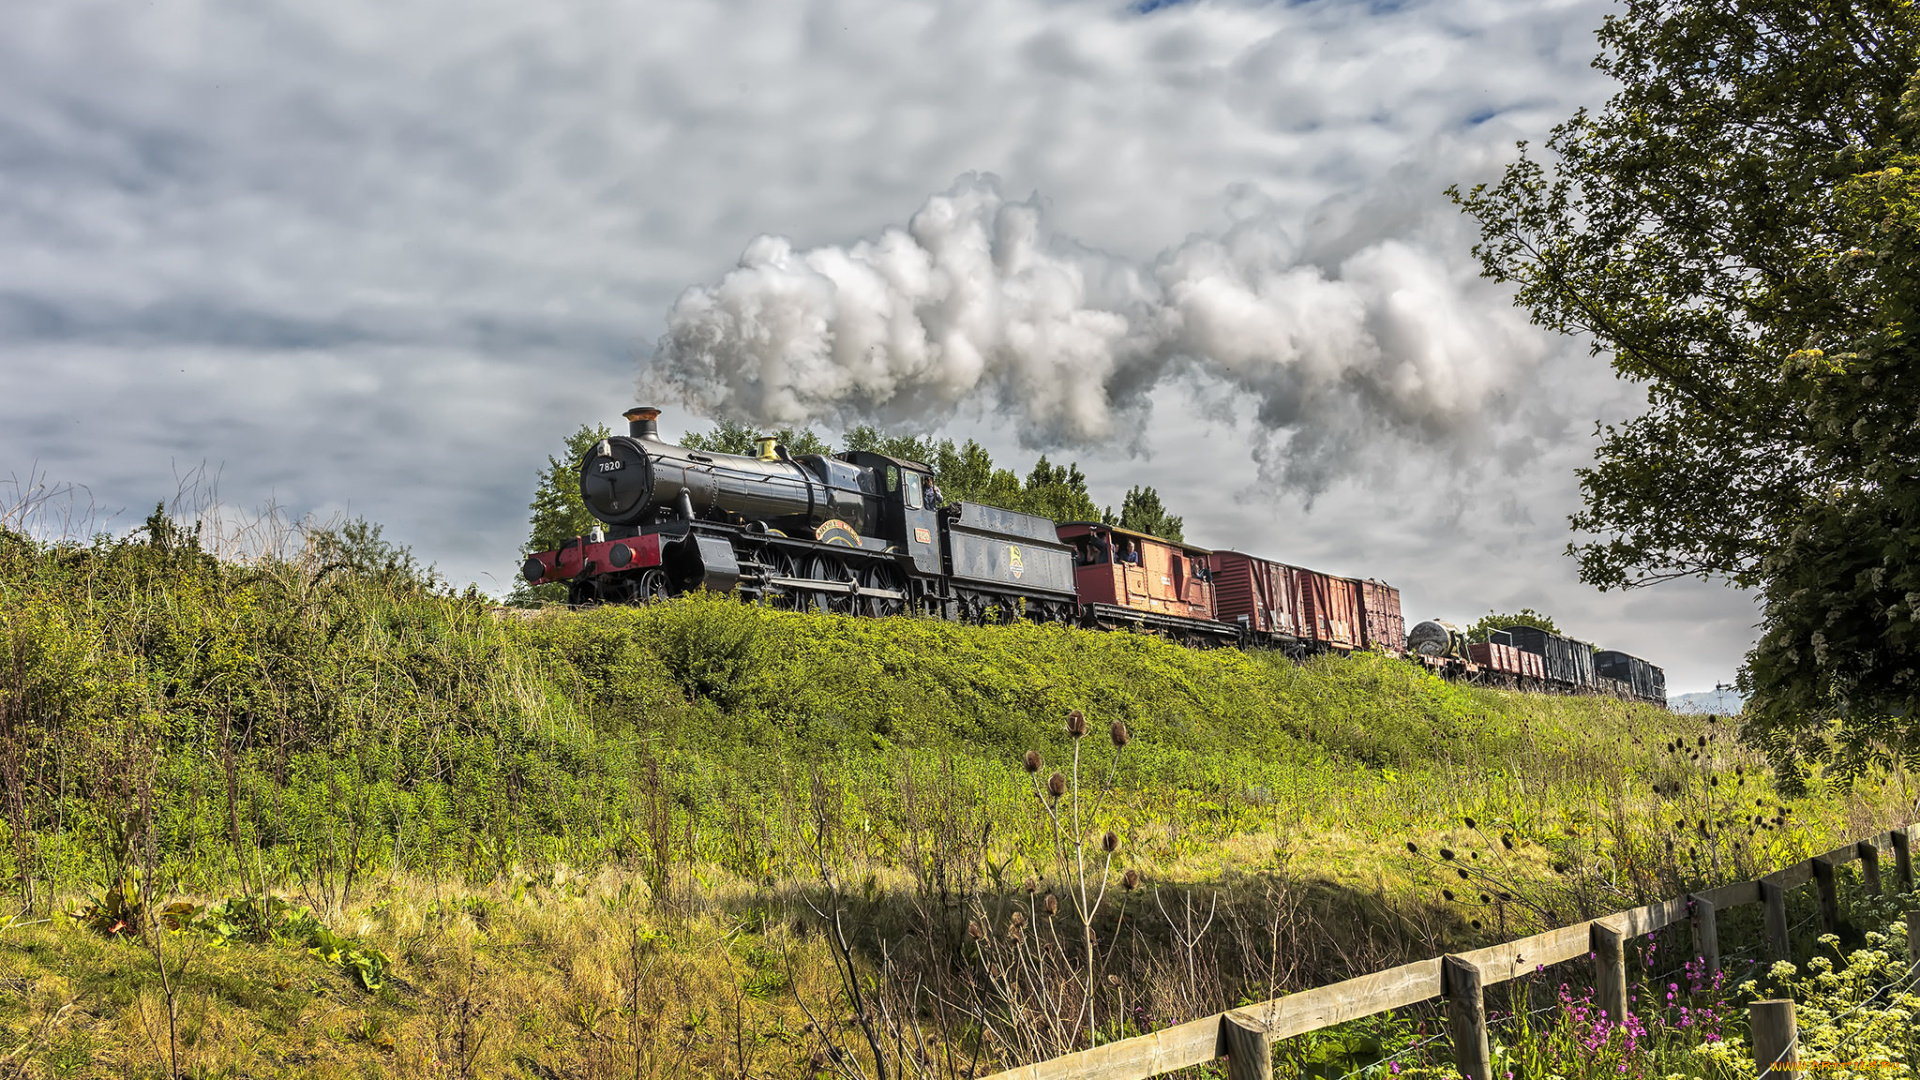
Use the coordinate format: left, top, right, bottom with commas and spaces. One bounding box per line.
984, 823, 1918, 1080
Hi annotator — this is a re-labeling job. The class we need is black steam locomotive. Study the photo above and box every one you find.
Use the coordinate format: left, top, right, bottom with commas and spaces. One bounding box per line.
521, 407, 1081, 623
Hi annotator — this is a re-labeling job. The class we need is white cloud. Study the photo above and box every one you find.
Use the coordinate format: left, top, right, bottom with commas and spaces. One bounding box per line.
0, 0, 1757, 690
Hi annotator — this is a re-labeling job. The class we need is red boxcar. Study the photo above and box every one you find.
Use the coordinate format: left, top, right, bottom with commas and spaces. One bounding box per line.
1358, 579, 1405, 653
1296, 568, 1365, 651
1055, 523, 1238, 643
1210, 550, 1303, 643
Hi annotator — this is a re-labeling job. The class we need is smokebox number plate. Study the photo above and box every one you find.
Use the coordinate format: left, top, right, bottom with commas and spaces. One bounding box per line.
597, 460, 624, 473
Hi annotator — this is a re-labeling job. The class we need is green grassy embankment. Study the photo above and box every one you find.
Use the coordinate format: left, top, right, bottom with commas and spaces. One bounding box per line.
0, 519, 1908, 1078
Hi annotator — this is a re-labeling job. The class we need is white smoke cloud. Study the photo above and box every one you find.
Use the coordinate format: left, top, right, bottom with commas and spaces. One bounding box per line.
647, 171, 1548, 493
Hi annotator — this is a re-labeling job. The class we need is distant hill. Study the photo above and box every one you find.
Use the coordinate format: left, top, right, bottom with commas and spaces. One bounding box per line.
1669, 688, 1745, 715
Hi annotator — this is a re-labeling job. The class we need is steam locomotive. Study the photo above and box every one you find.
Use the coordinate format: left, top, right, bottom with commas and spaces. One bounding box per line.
521, 407, 1667, 704
522, 407, 1081, 625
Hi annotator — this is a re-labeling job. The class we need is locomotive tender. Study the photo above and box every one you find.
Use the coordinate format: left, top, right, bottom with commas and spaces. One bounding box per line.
522, 407, 1667, 703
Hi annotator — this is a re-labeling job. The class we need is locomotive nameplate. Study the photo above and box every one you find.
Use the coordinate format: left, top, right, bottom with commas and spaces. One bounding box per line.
914, 528, 931, 544
814, 519, 861, 547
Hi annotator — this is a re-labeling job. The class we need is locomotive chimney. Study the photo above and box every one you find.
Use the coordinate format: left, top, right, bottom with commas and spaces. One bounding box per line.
624, 406, 661, 440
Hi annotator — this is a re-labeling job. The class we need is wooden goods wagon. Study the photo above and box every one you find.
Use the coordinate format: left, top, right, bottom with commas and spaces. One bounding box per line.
1209, 550, 1303, 647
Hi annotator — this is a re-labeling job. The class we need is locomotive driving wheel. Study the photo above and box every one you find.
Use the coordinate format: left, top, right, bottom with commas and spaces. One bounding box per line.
858, 563, 906, 617
806, 554, 855, 614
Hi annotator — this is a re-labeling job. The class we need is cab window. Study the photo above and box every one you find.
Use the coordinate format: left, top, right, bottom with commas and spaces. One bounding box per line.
904, 471, 922, 510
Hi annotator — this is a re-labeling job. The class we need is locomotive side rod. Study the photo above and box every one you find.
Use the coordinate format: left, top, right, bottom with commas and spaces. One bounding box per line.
762, 575, 908, 600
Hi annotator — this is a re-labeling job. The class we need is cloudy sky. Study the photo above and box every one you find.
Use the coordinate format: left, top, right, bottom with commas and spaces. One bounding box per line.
1, 0, 1757, 692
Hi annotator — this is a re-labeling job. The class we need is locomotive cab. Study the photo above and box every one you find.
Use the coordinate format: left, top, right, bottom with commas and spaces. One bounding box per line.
837, 451, 944, 575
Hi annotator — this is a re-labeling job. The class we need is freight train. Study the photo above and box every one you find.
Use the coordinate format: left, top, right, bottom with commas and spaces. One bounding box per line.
521, 407, 1667, 705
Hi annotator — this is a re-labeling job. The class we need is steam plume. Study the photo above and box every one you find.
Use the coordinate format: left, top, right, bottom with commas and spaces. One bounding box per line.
646, 172, 1545, 493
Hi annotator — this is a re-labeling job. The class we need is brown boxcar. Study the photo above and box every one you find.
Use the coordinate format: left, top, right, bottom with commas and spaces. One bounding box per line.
1210, 550, 1303, 644
1358, 579, 1405, 653
1296, 568, 1365, 651
1055, 523, 1238, 643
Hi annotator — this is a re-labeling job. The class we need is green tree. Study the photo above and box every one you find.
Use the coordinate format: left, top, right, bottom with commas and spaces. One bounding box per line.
1451, 0, 1920, 778
511, 423, 609, 604
1467, 609, 1559, 644
682, 420, 831, 458
1104, 486, 1184, 543
1742, 121, 1920, 783
1018, 456, 1102, 524
840, 425, 938, 467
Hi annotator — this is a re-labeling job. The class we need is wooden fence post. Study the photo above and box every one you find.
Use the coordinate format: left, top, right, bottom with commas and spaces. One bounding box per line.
1688, 894, 1719, 976
1860, 841, 1884, 895
1893, 829, 1914, 891
1221, 1013, 1272, 1080
1749, 999, 1799, 1079
1443, 955, 1490, 1080
1909, 911, 1919, 966
1591, 922, 1628, 1024
1762, 879, 1791, 960
1813, 857, 1840, 933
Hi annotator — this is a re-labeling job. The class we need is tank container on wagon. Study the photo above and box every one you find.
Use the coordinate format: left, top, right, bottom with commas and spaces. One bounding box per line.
1211, 551, 1303, 641
1358, 580, 1405, 653
1501, 626, 1597, 689
1295, 569, 1365, 650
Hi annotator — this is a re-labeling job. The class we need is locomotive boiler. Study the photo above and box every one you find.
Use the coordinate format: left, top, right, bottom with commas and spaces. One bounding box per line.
522, 407, 1079, 621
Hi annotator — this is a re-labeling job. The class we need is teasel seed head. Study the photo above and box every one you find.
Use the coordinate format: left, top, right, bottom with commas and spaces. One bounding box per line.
1047, 772, 1067, 799
1023, 750, 1041, 773
1501, 833, 1514, 850
1439, 848, 1455, 861
1042, 892, 1059, 916
1463, 816, 1476, 829
1406, 841, 1419, 854
1067, 709, 1087, 738
1110, 720, 1130, 747
1102, 830, 1118, 853
1456, 868, 1470, 880
1122, 868, 1140, 891
967, 920, 984, 940
1443, 888, 1456, 901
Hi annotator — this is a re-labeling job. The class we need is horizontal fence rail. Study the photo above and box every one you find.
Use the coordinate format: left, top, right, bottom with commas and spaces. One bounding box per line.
984, 823, 1918, 1080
